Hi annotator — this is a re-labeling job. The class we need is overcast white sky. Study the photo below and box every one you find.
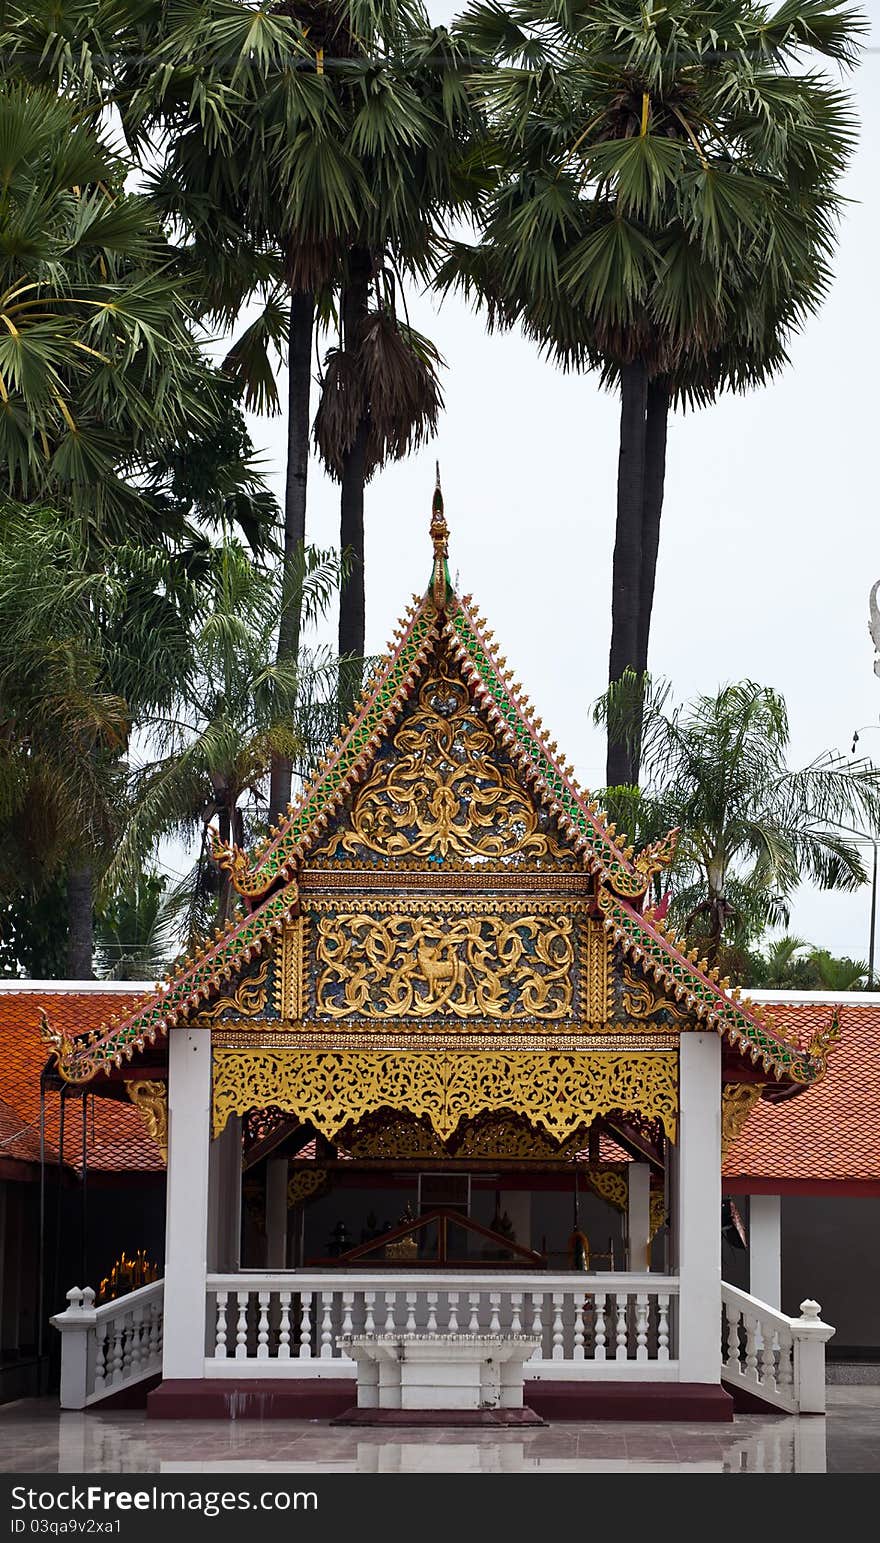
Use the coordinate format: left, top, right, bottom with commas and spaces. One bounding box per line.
242, 1, 880, 962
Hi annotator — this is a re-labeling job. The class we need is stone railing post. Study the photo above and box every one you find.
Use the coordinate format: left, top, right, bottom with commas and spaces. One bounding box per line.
50, 1287, 97, 1410
791, 1299, 835, 1414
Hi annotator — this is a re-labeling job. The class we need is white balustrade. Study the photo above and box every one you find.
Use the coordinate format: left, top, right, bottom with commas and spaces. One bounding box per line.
51, 1281, 164, 1410
721, 1284, 834, 1414
202, 1272, 680, 1380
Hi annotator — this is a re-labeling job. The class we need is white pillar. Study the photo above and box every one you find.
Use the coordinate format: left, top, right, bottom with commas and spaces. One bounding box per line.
265, 1157, 289, 1269
207, 1115, 242, 1273
162, 1026, 211, 1379
627, 1162, 651, 1271
675, 1033, 722, 1383
749, 1194, 781, 1309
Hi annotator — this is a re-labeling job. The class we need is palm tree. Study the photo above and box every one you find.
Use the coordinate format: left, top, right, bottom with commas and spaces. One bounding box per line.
106, 0, 483, 764
94, 872, 181, 982
808, 948, 868, 990
448, 0, 864, 784
107, 540, 342, 935
597, 673, 880, 965
762, 933, 813, 987
0, 76, 236, 539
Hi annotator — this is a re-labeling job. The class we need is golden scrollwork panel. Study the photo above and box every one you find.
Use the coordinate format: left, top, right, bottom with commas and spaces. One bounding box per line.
312, 657, 575, 866
312, 901, 579, 1023
212, 1049, 679, 1144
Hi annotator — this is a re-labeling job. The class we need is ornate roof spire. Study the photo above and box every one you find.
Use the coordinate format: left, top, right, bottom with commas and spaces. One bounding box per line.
430, 461, 450, 610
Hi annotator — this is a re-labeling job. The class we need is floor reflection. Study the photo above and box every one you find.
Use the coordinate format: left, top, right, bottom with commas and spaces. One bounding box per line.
0, 1393, 866, 1473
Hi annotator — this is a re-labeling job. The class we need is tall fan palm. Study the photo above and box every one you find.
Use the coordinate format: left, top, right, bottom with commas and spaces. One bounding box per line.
596, 673, 880, 964
99, 0, 484, 763
448, 0, 864, 784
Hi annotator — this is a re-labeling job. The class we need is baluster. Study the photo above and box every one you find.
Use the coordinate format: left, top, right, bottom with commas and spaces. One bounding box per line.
530, 1292, 544, 1359
724, 1301, 741, 1370
468, 1292, 480, 1333
426, 1293, 438, 1334
489, 1293, 501, 1334
760, 1324, 777, 1389
155, 1299, 163, 1358
120, 1314, 133, 1378
129, 1310, 144, 1377
744, 1315, 759, 1381
405, 1292, 417, 1333
657, 1293, 670, 1362
447, 1292, 459, 1332
614, 1293, 628, 1360
384, 1292, 397, 1333
145, 1302, 158, 1367
341, 1291, 354, 1339
298, 1291, 312, 1359
257, 1292, 270, 1359
551, 1293, 565, 1360
214, 1292, 228, 1359
235, 1292, 249, 1359
573, 1291, 586, 1361
777, 1332, 794, 1402
109, 1322, 124, 1383
593, 1293, 606, 1362
320, 1292, 334, 1357
94, 1322, 108, 1393
510, 1293, 522, 1335
278, 1292, 292, 1360
364, 1291, 375, 1335
635, 1293, 649, 1362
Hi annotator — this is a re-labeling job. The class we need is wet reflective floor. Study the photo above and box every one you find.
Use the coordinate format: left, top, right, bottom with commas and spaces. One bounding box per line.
0, 1388, 876, 1473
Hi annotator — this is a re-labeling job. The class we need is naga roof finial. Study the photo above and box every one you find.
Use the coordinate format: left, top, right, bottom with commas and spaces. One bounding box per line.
430, 461, 450, 610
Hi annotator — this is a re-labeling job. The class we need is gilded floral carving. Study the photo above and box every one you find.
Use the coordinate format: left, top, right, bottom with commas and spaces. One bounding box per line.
314, 660, 574, 866
212, 1048, 679, 1144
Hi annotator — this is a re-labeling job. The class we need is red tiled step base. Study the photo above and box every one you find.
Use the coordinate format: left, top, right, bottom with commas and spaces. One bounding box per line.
331, 1406, 545, 1428
146, 1379, 356, 1420
525, 1383, 734, 1422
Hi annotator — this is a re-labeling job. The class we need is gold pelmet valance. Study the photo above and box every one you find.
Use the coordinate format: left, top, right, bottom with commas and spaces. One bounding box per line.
211, 1048, 678, 1144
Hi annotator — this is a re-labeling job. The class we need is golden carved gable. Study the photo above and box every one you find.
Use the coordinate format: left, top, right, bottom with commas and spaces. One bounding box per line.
310, 648, 577, 870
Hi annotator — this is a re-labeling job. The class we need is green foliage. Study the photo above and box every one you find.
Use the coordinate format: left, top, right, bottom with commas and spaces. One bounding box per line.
94, 870, 179, 981
597, 672, 880, 960
105, 538, 344, 936
444, 0, 864, 398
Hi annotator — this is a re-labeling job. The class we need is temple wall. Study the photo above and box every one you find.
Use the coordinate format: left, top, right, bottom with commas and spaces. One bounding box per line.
781, 1195, 880, 1354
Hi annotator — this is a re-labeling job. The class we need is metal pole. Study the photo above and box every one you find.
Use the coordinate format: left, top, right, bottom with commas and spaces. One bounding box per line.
864, 845, 870, 987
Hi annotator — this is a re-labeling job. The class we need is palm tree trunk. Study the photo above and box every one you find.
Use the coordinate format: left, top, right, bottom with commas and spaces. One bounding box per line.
606, 358, 648, 788
269, 289, 314, 823
635, 376, 669, 678
66, 864, 94, 979
338, 248, 372, 718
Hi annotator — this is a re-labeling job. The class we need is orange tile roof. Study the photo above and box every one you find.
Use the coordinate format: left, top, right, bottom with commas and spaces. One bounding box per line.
724, 1001, 880, 1185
0, 990, 163, 1173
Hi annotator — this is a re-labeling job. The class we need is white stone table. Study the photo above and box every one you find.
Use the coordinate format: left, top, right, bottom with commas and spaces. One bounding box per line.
340, 1332, 542, 1411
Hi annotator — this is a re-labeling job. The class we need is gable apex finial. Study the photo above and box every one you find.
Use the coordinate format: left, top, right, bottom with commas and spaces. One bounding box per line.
430, 461, 450, 609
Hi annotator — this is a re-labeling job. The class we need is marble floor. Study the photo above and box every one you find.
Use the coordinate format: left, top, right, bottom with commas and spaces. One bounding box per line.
0, 1389, 877, 1472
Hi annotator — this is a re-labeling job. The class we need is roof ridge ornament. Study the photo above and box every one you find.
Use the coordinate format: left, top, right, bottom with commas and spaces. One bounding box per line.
430, 461, 450, 611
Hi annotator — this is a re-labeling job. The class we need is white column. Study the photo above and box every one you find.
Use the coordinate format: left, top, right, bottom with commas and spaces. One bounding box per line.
627, 1162, 651, 1272
675, 1033, 722, 1383
749, 1194, 781, 1309
162, 1026, 211, 1379
265, 1157, 290, 1269
207, 1115, 242, 1273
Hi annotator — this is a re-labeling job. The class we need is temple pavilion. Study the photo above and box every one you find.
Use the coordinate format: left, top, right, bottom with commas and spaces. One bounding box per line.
45, 484, 839, 1422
